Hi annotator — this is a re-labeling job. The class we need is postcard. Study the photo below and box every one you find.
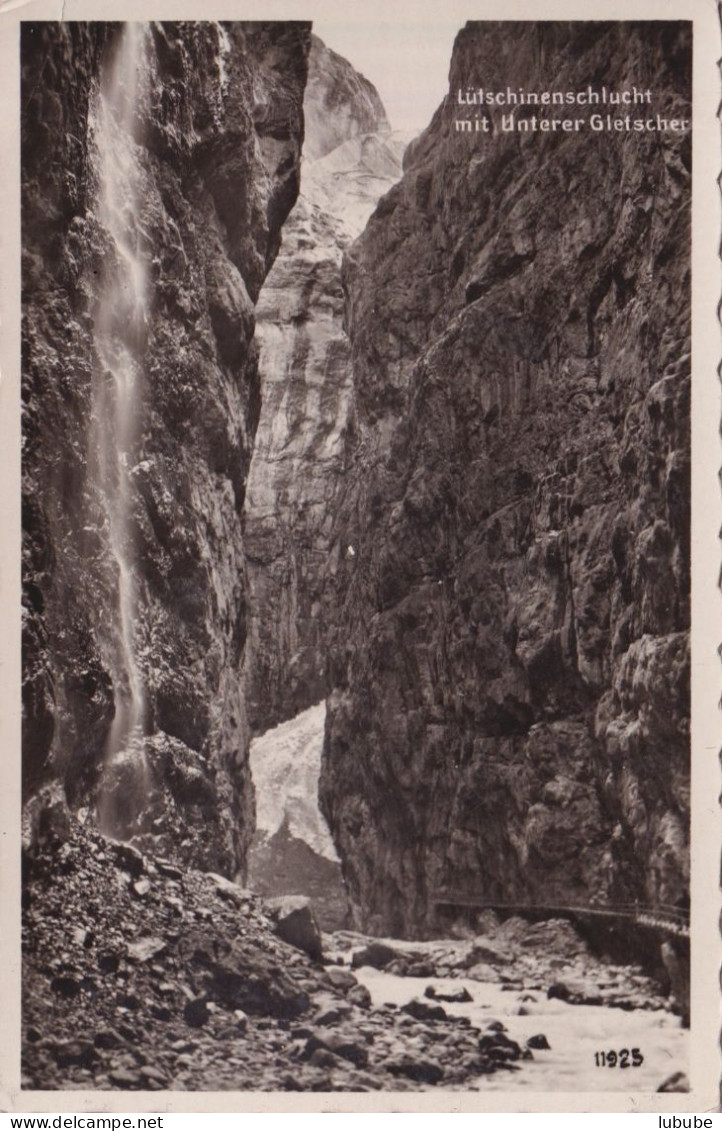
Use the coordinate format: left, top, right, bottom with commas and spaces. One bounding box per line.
1, 0, 719, 1114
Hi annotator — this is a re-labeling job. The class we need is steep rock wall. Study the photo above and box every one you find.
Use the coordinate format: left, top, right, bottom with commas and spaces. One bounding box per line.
321, 22, 691, 936
244, 36, 403, 731
22, 21, 310, 874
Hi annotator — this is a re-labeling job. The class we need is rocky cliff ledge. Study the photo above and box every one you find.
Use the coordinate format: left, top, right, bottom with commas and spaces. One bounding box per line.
321, 22, 691, 936
22, 22, 310, 875
243, 35, 404, 732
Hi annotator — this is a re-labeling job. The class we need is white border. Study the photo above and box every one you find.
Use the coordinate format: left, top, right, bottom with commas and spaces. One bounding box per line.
1, 0, 719, 1113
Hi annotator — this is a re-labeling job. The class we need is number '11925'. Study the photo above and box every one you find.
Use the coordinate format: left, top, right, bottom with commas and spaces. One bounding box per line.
594, 1049, 644, 1068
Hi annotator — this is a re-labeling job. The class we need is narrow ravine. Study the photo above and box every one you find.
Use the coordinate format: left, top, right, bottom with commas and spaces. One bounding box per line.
243, 34, 405, 732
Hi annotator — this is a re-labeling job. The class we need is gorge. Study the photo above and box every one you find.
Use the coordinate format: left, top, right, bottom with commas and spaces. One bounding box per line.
21, 19, 690, 1094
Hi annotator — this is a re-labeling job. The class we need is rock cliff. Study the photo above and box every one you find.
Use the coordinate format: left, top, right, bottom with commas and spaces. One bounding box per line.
320, 22, 691, 936
22, 21, 310, 875
243, 35, 403, 731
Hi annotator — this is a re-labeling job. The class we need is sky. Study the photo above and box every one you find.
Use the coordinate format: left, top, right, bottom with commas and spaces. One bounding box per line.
313, 17, 464, 136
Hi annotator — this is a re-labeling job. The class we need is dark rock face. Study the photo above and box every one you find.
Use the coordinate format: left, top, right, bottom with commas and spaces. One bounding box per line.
21, 22, 311, 874
243, 36, 403, 731
321, 22, 691, 935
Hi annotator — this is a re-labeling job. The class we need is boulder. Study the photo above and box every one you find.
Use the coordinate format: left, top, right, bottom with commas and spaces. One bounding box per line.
406, 961, 436, 978
52, 1039, 96, 1068
347, 984, 372, 1009
108, 1068, 143, 1088
351, 941, 399, 970
661, 940, 690, 1026
466, 963, 502, 983
177, 926, 311, 1018
547, 980, 603, 1006
207, 873, 253, 908
325, 967, 358, 992
303, 1031, 369, 1068
478, 1033, 522, 1062
264, 895, 323, 962
424, 984, 473, 1004
386, 1057, 444, 1085
93, 1028, 125, 1050
320, 20, 691, 939
401, 998, 447, 1022
464, 939, 511, 967
385, 958, 409, 976
21, 21, 310, 874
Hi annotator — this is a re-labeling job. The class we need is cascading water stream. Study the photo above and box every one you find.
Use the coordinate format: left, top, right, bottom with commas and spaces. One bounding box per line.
91, 24, 151, 838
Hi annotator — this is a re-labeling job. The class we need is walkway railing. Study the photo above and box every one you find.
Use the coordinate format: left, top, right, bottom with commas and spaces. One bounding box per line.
433, 894, 690, 940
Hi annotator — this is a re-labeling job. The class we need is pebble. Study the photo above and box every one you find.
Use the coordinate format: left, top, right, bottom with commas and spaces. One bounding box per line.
108, 1068, 142, 1088
140, 1065, 169, 1085
401, 999, 447, 1022
183, 998, 210, 1028
127, 937, 167, 963
94, 1028, 125, 1050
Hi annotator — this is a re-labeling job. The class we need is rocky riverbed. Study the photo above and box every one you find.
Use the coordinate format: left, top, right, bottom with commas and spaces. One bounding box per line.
22, 826, 686, 1093
330, 930, 688, 1093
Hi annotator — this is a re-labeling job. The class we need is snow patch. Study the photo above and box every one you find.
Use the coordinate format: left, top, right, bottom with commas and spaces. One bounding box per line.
250, 701, 339, 861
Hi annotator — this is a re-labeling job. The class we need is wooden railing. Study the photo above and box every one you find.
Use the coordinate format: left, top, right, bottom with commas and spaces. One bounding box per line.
433, 894, 690, 940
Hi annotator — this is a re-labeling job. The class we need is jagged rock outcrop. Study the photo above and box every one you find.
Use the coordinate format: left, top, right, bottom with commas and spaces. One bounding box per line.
22, 21, 310, 874
302, 34, 390, 161
243, 35, 404, 731
321, 22, 691, 935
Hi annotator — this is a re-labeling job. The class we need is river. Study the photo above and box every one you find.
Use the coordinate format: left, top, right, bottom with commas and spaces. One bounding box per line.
352, 958, 687, 1092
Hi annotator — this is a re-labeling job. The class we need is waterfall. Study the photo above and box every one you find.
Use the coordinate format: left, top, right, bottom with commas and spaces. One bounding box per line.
91, 24, 151, 838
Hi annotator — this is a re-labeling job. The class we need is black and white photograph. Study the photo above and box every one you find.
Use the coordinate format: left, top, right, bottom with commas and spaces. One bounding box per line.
5, 0, 720, 1111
